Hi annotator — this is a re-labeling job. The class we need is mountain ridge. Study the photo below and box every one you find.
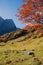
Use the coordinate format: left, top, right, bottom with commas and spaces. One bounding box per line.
0, 16, 19, 36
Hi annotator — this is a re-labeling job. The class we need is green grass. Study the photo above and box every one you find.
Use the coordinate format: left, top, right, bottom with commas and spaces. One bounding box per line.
0, 35, 43, 65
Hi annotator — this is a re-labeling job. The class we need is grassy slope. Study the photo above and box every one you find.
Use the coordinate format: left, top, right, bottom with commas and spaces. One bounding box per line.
0, 30, 43, 65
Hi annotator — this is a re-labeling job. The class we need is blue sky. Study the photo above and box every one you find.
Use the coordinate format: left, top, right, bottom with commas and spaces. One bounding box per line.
0, 0, 25, 28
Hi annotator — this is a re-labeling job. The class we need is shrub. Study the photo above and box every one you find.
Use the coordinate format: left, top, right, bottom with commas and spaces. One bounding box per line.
33, 35, 37, 39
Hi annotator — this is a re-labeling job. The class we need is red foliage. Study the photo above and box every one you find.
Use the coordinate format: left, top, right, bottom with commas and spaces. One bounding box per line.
17, 0, 43, 31
23, 23, 43, 33
17, 0, 43, 23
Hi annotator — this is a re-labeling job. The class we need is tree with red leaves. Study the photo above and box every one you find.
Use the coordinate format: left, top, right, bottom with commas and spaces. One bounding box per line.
17, 0, 43, 24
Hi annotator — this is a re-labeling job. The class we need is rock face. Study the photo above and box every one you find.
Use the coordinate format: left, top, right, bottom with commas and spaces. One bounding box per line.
0, 16, 17, 36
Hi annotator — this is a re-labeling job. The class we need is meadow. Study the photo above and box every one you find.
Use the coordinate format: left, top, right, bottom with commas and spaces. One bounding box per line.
0, 30, 43, 65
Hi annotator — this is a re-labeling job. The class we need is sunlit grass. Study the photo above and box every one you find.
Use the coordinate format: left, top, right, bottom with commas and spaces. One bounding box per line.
0, 34, 43, 65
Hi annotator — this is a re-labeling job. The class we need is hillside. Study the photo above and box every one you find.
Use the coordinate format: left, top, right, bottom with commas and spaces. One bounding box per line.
0, 29, 43, 65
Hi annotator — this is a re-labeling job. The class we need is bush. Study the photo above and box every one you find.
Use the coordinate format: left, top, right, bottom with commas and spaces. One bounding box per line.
33, 35, 37, 39
38, 33, 43, 38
